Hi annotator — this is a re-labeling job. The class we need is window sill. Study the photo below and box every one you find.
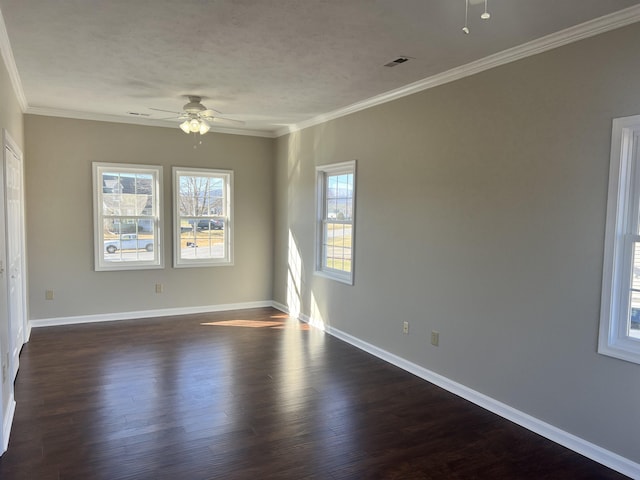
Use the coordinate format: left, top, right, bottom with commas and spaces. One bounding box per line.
314, 269, 353, 285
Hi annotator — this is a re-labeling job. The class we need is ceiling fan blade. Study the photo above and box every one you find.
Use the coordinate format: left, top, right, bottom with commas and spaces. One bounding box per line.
202, 108, 222, 116
148, 107, 182, 115
211, 116, 245, 126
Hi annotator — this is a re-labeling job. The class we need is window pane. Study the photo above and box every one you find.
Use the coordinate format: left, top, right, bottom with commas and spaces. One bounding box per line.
179, 176, 211, 216
327, 175, 338, 199
632, 242, 640, 290
102, 172, 154, 216
325, 173, 353, 221
104, 217, 155, 236
345, 200, 353, 221
324, 244, 334, 268
324, 222, 352, 273
338, 174, 348, 200
207, 178, 224, 216
630, 242, 640, 338
178, 219, 226, 260
103, 222, 156, 264
630, 290, 640, 339
178, 176, 226, 217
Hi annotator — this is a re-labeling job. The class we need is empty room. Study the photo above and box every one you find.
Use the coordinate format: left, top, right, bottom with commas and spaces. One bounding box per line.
0, 1, 639, 478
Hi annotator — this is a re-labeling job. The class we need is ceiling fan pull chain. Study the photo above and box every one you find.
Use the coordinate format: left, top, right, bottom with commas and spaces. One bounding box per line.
482, 0, 491, 20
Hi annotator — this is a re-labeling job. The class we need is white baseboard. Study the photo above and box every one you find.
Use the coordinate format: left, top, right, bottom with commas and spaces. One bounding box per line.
30, 300, 274, 328
2, 392, 15, 455
271, 303, 640, 479
24, 320, 32, 342
271, 301, 289, 313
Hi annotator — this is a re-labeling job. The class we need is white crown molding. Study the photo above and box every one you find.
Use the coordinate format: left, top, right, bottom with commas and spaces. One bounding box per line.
25, 106, 276, 138
272, 302, 640, 478
276, 4, 640, 138
0, 7, 27, 112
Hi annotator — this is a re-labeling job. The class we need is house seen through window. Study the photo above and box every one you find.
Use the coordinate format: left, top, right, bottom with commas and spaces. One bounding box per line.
93, 163, 163, 271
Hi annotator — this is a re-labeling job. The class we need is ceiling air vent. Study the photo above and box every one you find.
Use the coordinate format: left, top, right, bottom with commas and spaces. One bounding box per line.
127, 112, 151, 117
384, 57, 409, 67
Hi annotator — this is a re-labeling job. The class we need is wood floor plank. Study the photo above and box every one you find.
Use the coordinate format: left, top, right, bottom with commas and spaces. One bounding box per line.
0, 307, 629, 479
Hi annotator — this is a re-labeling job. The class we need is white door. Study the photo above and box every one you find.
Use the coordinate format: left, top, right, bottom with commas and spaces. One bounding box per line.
4, 136, 26, 382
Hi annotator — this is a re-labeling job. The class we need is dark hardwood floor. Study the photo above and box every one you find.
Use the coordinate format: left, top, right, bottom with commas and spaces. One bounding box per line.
0, 307, 628, 479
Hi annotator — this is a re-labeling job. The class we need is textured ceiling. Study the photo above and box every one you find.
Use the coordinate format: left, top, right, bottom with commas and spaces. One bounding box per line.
1, 0, 640, 136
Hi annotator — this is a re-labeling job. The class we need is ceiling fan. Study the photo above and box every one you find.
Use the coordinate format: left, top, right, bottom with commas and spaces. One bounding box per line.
150, 96, 245, 135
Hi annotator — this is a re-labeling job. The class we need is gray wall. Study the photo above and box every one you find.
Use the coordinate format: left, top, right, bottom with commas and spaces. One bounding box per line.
25, 116, 274, 319
0, 52, 23, 426
274, 24, 640, 462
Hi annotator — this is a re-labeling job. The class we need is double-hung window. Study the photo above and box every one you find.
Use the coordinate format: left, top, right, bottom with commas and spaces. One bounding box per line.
315, 161, 356, 284
173, 167, 233, 267
93, 163, 163, 271
599, 114, 640, 364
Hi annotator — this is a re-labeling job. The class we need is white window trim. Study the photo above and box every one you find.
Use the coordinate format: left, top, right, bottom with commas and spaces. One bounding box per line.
599, 114, 640, 364
93, 162, 163, 271
315, 160, 356, 285
172, 167, 234, 268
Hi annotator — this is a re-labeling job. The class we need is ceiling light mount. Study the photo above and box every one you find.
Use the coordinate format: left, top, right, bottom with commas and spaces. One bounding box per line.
183, 95, 207, 114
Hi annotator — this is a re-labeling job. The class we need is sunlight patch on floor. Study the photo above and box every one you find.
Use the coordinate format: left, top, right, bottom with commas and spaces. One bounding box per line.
201, 319, 310, 330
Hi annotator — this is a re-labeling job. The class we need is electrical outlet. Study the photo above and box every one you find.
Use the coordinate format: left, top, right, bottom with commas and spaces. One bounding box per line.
45, 289, 54, 300
155, 283, 163, 294
403, 321, 409, 334
431, 331, 440, 346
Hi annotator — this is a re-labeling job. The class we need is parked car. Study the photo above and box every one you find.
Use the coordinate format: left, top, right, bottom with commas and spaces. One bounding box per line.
196, 219, 224, 230
104, 234, 153, 253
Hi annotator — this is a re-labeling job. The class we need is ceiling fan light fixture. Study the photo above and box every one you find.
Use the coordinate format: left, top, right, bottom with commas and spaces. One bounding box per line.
189, 118, 201, 133
179, 117, 211, 135
199, 120, 211, 135
179, 120, 191, 134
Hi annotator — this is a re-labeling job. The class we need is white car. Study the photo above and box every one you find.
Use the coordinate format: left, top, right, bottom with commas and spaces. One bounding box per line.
104, 234, 153, 254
